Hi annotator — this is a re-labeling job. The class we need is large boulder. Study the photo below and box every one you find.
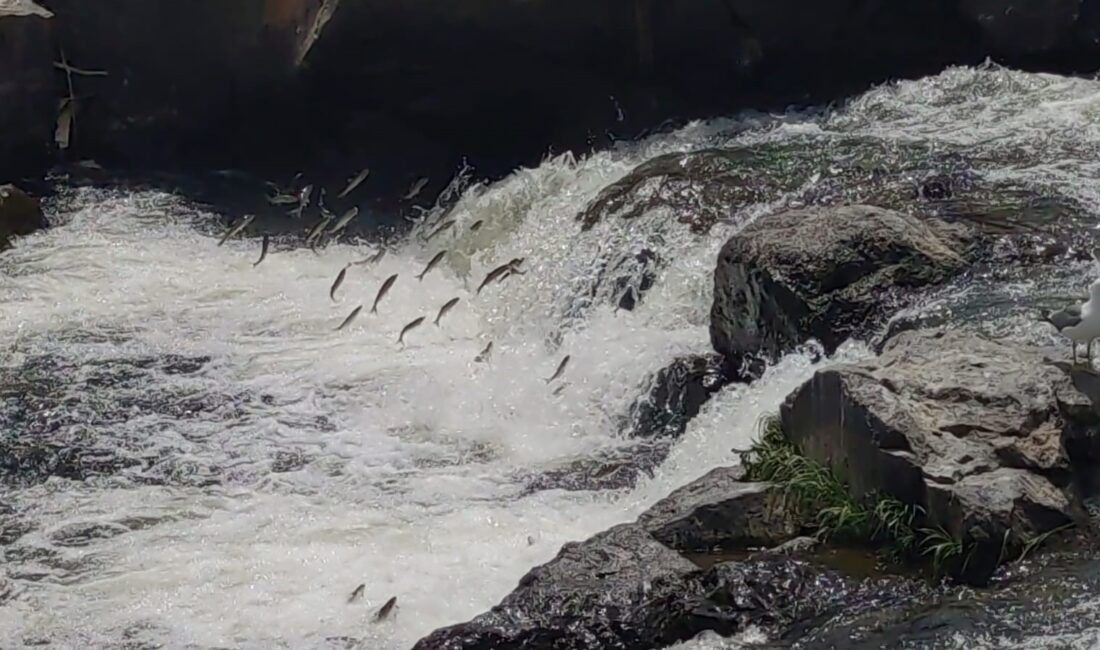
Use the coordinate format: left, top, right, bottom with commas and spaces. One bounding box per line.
623, 354, 737, 440
960, 0, 1082, 55
710, 205, 975, 361
0, 184, 47, 250
0, 1, 54, 180
637, 467, 799, 552
779, 329, 1090, 583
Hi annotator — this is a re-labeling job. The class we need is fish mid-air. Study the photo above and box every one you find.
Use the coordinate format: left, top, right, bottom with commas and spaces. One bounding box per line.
336, 305, 363, 331
304, 216, 331, 248
402, 177, 429, 200
347, 584, 365, 604
476, 258, 525, 294
397, 316, 426, 346
326, 207, 360, 239
469, 220, 484, 232
416, 250, 447, 281
293, 184, 313, 219
474, 341, 493, 363
374, 596, 398, 622
330, 265, 349, 301
371, 273, 399, 314
424, 219, 456, 242
217, 214, 255, 246
253, 234, 270, 267
338, 168, 370, 199
434, 297, 460, 326
545, 355, 570, 384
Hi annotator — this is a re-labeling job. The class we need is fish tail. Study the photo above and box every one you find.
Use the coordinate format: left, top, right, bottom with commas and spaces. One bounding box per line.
371, 305, 378, 314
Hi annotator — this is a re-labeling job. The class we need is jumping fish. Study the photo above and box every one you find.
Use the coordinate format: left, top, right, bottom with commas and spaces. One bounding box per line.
476, 258, 525, 294
552, 383, 568, 397
217, 214, 255, 246
318, 188, 335, 220
469, 220, 484, 232
305, 216, 331, 247
374, 596, 398, 622
338, 168, 370, 199
402, 177, 429, 200
253, 234, 270, 267
544, 355, 570, 384
416, 250, 448, 281
326, 207, 360, 238
355, 248, 386, 267
371, 274, 398, 314
336, 305, 363, 331
397, 316, 426, 346
424, 219, 456, 242
293, 184, 313, 219
434, 297, 460, 325
348, 584, 365, 604
266, 192, 298, 206
330, 265, 349, 301
474, 341, 493, 363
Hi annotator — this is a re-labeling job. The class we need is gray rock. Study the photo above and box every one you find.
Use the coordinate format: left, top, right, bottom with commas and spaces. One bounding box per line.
0, 185, 47, 250
711, 205, 974, 362
960, 0, 1081, 54
0, 6, 53, 179
780, 329, 1085, 583
623, 354, 737, 440
638, 467, 799, 552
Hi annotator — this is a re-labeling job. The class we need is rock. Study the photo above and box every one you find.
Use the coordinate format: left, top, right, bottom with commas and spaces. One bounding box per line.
710, 205, 975, 361
522, 442, 669, 494
577, 148, 801, 234
780, 329, 1086, 583
623, 354, 736, 440
960, 0, 1081, 55
761, 535, 820, 556
411, 523, 698, 650
0, 2, 54, 179
0, 185, 47, 249
637, 467, 799, 552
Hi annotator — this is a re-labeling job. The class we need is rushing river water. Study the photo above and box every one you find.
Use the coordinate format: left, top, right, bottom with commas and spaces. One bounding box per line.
2, 64, 1100, 649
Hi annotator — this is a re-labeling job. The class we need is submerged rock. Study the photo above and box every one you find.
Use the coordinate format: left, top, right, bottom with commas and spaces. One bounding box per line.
0, 185, 47, 250
710, 204, 975, 361
637, 467, 798, 553
780, 329, 1090, 583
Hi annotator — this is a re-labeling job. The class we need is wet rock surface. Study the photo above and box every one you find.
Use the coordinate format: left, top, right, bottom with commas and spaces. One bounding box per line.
0, 185, 47, 249
781, 329, 1092, 583
0, 2, 53, 181
638, 468, 798, 553
624, 354, 736, 440
710, 205, 975, 362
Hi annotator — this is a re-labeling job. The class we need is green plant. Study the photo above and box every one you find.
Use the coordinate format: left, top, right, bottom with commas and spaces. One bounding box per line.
1018, 523, 1075, 562
920, 526, 965, 575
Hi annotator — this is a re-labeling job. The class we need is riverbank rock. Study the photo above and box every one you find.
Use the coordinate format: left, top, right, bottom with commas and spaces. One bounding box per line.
710, 205, 975, 361
0, 1, 54, 180
637, 467, 798, 552
0, 185, 47, 249
780, 329, 1091, 583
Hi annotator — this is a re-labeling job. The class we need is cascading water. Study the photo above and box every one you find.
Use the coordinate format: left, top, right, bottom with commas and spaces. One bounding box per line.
2, 63, 1100, 649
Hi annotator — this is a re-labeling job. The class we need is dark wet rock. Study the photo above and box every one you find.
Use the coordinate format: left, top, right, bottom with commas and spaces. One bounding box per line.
578, 148, 802, 234
0, 3, 53, 180
413, 523, 698, 650
710, 205, 975, 361
49, 521, 130, 547
637, 467, 798, 553
624, 354, 736, 440
522, 442, 669, 494
780, 329, 1088, 584
415, 544, 929, 650
960, 0, 1081, 55
0, 185, 48, 249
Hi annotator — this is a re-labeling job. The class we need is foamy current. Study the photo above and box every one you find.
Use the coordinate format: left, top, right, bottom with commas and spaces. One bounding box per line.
2, 63, 1100, 649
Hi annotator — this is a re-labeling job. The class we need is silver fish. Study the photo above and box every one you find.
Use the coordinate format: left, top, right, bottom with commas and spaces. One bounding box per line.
474, 341, 493, 363
552, 382, 568, 397
294, 184, 313, 219
348, 584, 365, 604
469, 220, 484, 232
397, 316, 426, 346
336, 305, 363, 331
217, 214, 255, 246
417, 250, 447, 281
402, 177, 429, 200
354, 248, 386, 267
305, 216, 331, 247
374, 596, 397, 622
253, 234, 270, 267
330, 265, 349, 301
266, 192, 298, 206
424, 219, 456, 242
318, 188, 335, 220
371, 274, 398, 314
476, 258, 525, 294
327, 207, 360, 237
339, 168, 371, 199
434, 297, 460, 326
544, 355, 570, 384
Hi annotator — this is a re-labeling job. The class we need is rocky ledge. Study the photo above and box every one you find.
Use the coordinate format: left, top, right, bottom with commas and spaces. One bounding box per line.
0, 184, 47, 250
